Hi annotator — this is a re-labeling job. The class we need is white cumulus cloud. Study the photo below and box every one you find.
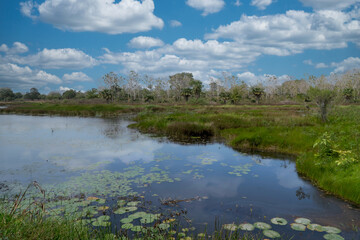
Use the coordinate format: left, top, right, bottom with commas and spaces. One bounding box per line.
206, 10, 360, 54
299, 0, 360, 10
13, 48, 98, 69
186, 0, 225, 16
20, 0, 164, 34
128, 36, 164, 49
250, 0, 274, 10
63, 72, 92, 82
0, 42, 29, 54
331, 57, 360, 73
0, 63, 61, 89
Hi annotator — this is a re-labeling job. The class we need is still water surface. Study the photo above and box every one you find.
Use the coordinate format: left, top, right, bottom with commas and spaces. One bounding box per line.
0, 114, 359, 239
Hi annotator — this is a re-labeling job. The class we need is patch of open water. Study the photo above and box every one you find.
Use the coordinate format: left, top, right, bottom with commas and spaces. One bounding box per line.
0, 114, 359, 239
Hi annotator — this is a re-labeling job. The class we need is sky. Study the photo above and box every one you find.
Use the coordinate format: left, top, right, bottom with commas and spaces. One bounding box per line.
0, 0, 360, 93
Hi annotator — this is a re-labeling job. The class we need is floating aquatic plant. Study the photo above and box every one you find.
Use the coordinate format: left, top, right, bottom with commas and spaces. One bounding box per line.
263, 229, 281, 238
238, 223, 255, 231
294, 217, 311, 225
158, 223, 170, 230
323, 226, 341, 234
223, 223, 237, 231
307, 224, 325, 232
270, 217, 287, 225
121, 223, 134, 229
291, 223, 306, 231
254, 222, 271, 230
323, 234, 344, 240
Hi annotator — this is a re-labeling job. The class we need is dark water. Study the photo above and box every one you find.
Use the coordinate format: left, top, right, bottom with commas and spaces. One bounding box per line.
0, 114, 359, 239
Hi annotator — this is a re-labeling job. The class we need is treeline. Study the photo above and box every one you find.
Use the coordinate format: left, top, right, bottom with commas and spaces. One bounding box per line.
1, 69, 360, 105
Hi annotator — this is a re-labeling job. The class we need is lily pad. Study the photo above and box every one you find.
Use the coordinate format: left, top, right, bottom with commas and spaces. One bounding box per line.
97, 215, 110, 222
291, 223, 306, 231
92, 220, 110, 227
131, 226, 143, 232
295, 217, 311, 225
114, 206, 137, 215
120, 218, 133, 224
323, 226, 341, 234
117, 200, 126, 207
128, 211, 147, 219
239, 223, 255, 231
307, 224, 324, 232
254, 222, 271, 230
223, 223, 237, 231
140, 214, 157, 224
127, 201, 140, 207
271, 217, 288, 225
98, 206, 109, 211
122, 223, 134, 229
323, 234, 344, 240
158, 223, 170, 230
263, 230, 281, 238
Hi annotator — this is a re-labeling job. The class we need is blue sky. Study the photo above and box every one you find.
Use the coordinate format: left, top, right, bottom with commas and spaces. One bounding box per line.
0, 0, 359, 93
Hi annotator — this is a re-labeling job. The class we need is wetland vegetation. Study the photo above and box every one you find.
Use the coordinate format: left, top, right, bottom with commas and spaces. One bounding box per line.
1, 70, 360, 239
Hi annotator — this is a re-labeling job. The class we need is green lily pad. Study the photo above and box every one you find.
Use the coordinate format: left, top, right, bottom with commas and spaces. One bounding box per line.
295, 217, 311, 225
307, 224, 324, 232
92, 220, 110, 227
131, 226, 143, 232
178, 232, 186, 238
114, 206, 137, 215
323, 226, 341, 234
239, 223, 255, 231
127, 201, 140, 207
120, 218, 133, 224
223, 223, 237, 231
117, 200, 126, 207
158, 223, 170, 230
291, 223, 306, 231
323, 234, 344, 240
97, 215, 110, 222
263, 230, 281, 238
128, 211, 147, 219
271, 217, 287, 225
254, 222, 271, 230
122, 223, 134, 229
140, 214, 157, 224
198, 233, 205, 238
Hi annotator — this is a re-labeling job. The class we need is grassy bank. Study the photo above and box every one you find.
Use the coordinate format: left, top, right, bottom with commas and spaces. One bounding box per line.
132, 104, 360, 204
0, 102, 148, 116
1, 102, 359, 205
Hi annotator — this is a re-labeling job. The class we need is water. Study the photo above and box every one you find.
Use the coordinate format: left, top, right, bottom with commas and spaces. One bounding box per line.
0, 114, 359, 239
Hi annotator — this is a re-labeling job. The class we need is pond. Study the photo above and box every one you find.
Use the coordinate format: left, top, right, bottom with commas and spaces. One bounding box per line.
0, 114, 359, 239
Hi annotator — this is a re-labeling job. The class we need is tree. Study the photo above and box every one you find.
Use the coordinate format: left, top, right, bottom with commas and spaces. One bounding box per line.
343, 88, 353, 102
24, 88, 40, 100
307, 75, 335, 122
219, 91, 231, 104
85, 88, 99, 99
181, 88, 192, 102
251, 85, 264, 104
190, 79, 203, 99
62, 89, 77, 99
14, 92, 23, 99
169, 72, 193, 101
47, 91, 62, 100
0, 88, 15, 101
99, 89, 112, 103
103, 72, 123, 102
